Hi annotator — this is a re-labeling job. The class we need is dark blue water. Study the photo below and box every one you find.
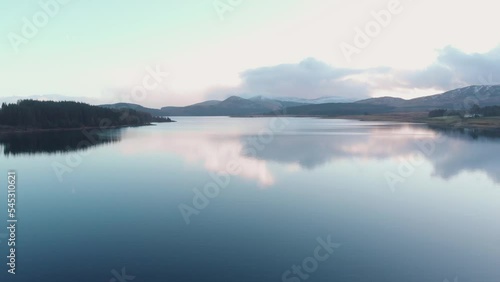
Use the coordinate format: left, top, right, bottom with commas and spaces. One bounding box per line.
1, 117, 500, 282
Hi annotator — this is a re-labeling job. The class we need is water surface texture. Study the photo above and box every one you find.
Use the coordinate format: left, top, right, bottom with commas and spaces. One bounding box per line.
1, 117, 500, 282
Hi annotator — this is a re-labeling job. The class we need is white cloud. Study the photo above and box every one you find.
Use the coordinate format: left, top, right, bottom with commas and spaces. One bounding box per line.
206, 46, 500, 102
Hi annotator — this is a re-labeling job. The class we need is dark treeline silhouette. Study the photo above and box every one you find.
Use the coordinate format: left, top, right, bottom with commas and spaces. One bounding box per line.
428, 125, 500, 141
428, 109, 462, 118
0, 100, 171, 129
429, 105, 500, 118
428, 109, 448, 118
470, 105, 500, 116
0, 130, 122, 156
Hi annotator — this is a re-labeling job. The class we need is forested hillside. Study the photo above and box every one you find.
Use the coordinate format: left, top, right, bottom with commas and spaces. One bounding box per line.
0, 100, 166, 129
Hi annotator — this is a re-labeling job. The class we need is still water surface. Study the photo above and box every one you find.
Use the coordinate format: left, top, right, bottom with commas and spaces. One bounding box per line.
1, 117, 500, 282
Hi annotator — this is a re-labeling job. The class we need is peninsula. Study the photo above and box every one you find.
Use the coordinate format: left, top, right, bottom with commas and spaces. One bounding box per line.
0, 100, 174, 133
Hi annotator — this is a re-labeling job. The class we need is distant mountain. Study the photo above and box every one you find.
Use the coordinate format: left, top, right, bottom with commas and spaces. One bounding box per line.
160, 96, 307, 116
190, 100, 221, 107
248, 96, 308, 108
276, 102, 395, 116
266, 85, 500, 117
357, 85, 500, 111
275, 96, 358, 104
25, 85, 500, 118
354, 97, 407, 107
99, 103, 165, 116
102, 85, 500, 117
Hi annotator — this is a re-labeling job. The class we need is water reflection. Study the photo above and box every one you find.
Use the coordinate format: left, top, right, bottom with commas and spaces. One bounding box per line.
428, 125, 500, 140
118, 131, 275, 185
247, 126, 435, 169
0, 129, 122, 156
111, 119, 500, 186
3, 118, 499, 282
424, 126, 500, 182
248, 124, 500, 184
3, 119, 500, 185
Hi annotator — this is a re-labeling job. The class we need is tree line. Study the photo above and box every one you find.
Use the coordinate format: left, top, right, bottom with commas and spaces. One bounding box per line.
0, 100, 170, 129
429, 105, 500, 118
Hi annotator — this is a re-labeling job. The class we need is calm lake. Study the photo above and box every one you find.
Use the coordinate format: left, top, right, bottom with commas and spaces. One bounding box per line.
1, 117, 500, 282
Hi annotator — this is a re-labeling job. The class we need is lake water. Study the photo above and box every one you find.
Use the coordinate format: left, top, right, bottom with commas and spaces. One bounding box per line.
1, 117, 500, 282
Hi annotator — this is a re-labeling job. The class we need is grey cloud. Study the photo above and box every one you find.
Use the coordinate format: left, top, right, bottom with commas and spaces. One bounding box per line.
207, 58, 372, 100
398, 64, 456, 89
241, 64, 369, 98
397, 46, 500, 89
206, 46, 500, 101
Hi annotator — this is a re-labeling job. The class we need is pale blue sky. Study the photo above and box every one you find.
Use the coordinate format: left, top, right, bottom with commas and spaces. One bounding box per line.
1, 0, 500, 106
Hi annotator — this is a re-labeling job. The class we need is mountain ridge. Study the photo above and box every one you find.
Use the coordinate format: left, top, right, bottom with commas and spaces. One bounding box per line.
356, 85, 500, 111
11, 85, 500, 117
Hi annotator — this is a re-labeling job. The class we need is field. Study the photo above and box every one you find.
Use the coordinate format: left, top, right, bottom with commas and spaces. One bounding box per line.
336, 113, 500, 129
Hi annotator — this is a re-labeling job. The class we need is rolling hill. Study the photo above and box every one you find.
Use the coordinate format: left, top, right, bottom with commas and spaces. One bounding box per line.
160, 96, 307, 116
98, 85, 500, 117
275, 103, 395, 116
99, 103, 165, 116
357, 85, 500, 111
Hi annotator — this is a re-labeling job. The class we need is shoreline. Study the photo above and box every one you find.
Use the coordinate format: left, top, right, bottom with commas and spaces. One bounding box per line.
333, 113, 500, 130
0, 123, 155, 135
241, 112, 500, 130
3, 114, 500, 133
0, 116, 177, 134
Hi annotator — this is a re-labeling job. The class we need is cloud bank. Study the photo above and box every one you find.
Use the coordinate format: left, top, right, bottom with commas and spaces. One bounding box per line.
396, 46, 500, 90
206, 46, 500, 101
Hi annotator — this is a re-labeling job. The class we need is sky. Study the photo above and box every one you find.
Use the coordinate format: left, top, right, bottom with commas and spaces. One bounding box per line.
1, 0, 500, 107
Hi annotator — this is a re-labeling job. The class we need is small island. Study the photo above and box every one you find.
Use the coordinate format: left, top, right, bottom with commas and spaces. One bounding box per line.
0, 100, 175, 133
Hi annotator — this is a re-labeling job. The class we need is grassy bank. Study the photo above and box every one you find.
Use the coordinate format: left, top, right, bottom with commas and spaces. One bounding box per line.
336, 112, 500, 129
